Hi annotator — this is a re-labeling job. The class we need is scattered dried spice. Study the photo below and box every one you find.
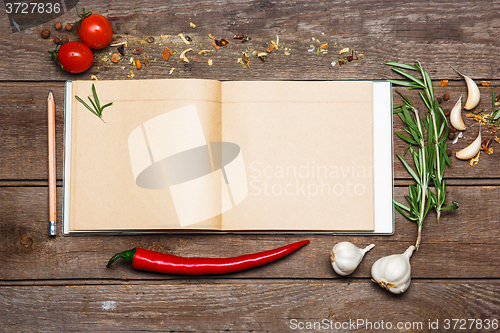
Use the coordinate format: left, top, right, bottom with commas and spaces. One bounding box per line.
481, 81, 491, 87
111, 54, 121, 63
214, 38, 229, 47
440, 80, 449, 87
41, 29, 50, 39
470, 151, 480, 166
339, 47, 350, 54
65, 24, 73, 32
208, 33, 214, 39
257, 52, 267, 61
198, 50, 212, 55
127, 70, 135, 78
266, 45, 275, 53
169, 67, 175, 75
465, 113, 487, 124
237, 51, 250, 69
270, 40, 278, 50
54, 22, 62, 30
132, 47, 143, 55
178, 33, 191, 44
53, 37, 61, 45
495, 137, 500, 144
110, 41, 127, 47
180, 48, 194, 63
212, 41, 220, 51
190, 22, 196, 28
143, 58, 152, 67
443, 93, 450, 101
307, 45, 315, 52
337, 49, 361, 67
136, 59, 142, 69
146, 36, 155, 43
162, 47, 173, 61
90, 74, 98, 81
117, 44, 125, 56
481, 139, 493, 154
208, 59, 213, 66
320, 43, 328, 49
233, 34, 251, 42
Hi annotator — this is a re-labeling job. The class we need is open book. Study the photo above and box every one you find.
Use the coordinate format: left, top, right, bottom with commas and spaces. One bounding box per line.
63, 79, 393, 235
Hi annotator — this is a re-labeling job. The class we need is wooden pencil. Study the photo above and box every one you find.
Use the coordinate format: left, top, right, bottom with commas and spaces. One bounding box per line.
47, 90, 56, 236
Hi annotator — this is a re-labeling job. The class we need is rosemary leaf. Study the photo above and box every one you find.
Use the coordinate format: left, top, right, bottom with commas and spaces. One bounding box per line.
75, 95, 100, 118
75, 83, 112, 123
384, 61, 419, 71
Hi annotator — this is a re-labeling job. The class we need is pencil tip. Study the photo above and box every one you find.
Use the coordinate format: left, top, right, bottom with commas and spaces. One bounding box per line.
49, 89, 53, 93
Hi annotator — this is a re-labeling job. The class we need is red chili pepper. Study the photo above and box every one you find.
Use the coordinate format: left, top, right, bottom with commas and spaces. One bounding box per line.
106, 240, 310, 275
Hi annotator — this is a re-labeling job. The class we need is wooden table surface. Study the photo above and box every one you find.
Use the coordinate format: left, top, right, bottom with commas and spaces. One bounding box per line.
1, 1, 500, 332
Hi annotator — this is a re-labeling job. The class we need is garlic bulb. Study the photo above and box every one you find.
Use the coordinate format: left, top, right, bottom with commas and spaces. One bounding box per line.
450, 94, 466, 131
371, 245, 415, 294
456, 130, 481, 160
330, 242, 375, 276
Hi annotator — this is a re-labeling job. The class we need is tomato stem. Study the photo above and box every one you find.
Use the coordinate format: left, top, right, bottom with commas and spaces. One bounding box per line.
69, 7, 92, 26
48, 45, 64, 72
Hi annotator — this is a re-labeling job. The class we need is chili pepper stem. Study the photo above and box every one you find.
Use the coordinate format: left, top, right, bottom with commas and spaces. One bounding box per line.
106, 248, 137, 268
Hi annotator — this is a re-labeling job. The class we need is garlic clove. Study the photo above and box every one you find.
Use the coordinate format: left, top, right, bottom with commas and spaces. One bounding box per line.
451, 66, 480, 110
450, 94, 466, 131
456, 130, 481, 160
330, 242, 375, 276
371, 245, 415, 294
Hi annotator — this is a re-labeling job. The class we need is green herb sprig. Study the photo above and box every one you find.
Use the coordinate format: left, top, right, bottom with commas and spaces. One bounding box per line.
491, 89, 500, 120
386, 61, 458, 249
75, 83, 112, 123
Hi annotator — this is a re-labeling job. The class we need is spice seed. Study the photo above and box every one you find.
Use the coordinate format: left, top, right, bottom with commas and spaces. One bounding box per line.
443, 93, 450, 101
65, 24, 73, 32
41, 29, 50, 39
54, 22, 62, 30
53, 37, 61, 44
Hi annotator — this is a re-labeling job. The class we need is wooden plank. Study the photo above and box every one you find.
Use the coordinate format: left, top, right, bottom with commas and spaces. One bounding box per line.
0, 83, 499, 181
1, 0, 500, 81
0, 185, 499, 281
1, 280, 500, 332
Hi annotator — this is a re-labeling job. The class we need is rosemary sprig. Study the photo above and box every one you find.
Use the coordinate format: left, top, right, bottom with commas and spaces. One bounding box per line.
386, 61, 458, 249
75, 83, 113, 123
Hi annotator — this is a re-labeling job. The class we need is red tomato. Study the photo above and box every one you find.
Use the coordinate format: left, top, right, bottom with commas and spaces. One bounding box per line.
78, 14, 113, 49
57, 42, 93, 73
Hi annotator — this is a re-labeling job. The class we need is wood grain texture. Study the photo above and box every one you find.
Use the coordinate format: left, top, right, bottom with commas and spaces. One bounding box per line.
1, 0, 500, 330
1, 0, 500, 81
0, 83, 499, 181
1, 185, 498, 281
1, 281, 499, 332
